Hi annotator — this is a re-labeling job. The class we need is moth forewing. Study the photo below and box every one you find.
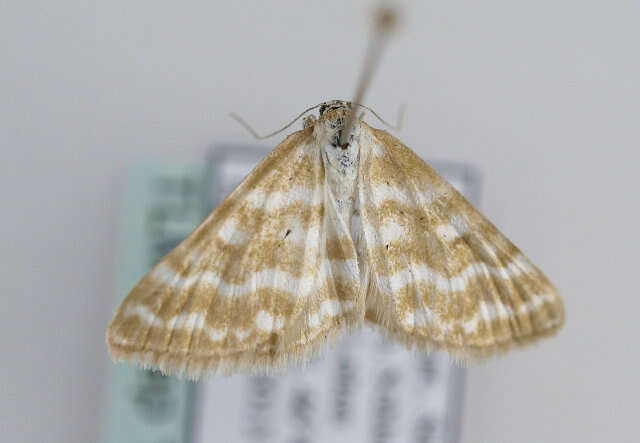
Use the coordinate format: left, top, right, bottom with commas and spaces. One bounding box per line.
356, 123, 564, 359
108, 128, 357, 378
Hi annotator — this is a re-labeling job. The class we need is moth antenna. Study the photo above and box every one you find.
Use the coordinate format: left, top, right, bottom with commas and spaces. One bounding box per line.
339, 6, 399, 146
356, 103, 405, 131
230, 103, 323, 140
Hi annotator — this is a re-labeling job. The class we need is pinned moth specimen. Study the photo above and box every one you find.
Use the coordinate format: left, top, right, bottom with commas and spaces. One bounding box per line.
106, 9, 564, 379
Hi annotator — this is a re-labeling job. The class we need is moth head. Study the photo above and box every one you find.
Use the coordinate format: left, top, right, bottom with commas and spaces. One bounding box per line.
318, 100, 351, 117
313, 100, 358, 149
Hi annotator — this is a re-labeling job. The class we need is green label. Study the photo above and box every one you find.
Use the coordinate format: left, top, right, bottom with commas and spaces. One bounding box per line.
104, 162, 209, 443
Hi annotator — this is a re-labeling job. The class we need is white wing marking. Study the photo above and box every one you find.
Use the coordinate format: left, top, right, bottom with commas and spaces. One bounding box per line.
385, 254, 535, 293
150, 259, 359, 298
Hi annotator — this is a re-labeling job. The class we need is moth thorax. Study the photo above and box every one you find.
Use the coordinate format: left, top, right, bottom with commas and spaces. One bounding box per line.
316, 117, 361, 179
319, 125, 360, 231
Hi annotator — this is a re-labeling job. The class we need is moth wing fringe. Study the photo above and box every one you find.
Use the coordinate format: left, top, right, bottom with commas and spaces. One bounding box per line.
107, 316, 363, 380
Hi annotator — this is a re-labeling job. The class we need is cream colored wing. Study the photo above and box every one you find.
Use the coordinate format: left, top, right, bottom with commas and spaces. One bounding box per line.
357, 124, 564, 359
107, 127, 360, 378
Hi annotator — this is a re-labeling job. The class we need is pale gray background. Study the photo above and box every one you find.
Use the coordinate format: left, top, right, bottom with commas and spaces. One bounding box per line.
2, 1, 639, 442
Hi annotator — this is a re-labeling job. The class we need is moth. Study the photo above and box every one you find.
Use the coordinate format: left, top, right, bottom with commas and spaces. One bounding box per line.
107, 99, 565, 378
